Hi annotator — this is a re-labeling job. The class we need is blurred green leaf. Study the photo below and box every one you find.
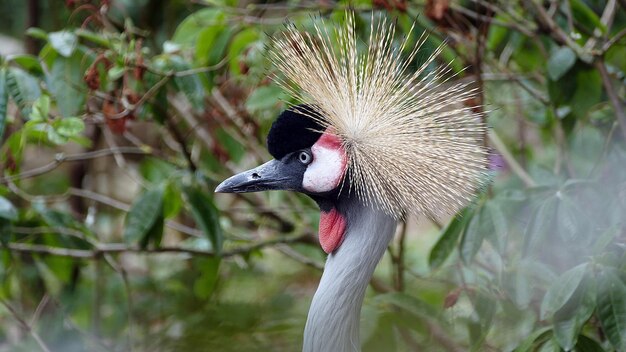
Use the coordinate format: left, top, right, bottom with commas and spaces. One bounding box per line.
460, 206, 484, 264
25, 27, 48, 40
7, 54, 43, 75
245, 85, 285, 113
524, 196, 558, 255
429, 208, 471, 269
172, 8, 223, 46
537, 337, 562, 352
48, 31, 78, 57
47, 51, 88, 117
124, 187, 165, 246
0, 69, 7, 141
30, 94, 50, 121
547, 47, 577, 81
228, 28, 259, 76
193, 257, 220, 299
597, 267, 626, 351
570, 0, 606, 34
574, 335, 605, 351
6, 67, 42, 117
570, 68, 602, 120
107, 65, 125, 82
514, 327, 552, 352
54, 117, 85, 137
163, 182, 182, 219
75, 29, 111, 48
171, 57, 205, 111
540, 263, 588, 320
195, 14, 227, 65
0, 197, 17, 221
183, 186, 223, 254
215, 129, 245, 163
139, 158, 177, 184
553, 277, 595, 350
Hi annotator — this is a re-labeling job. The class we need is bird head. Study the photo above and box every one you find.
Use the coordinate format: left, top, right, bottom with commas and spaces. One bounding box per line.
216, 105, 351, 253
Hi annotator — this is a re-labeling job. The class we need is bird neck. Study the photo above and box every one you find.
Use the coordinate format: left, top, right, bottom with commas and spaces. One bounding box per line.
303, 199, 397, 352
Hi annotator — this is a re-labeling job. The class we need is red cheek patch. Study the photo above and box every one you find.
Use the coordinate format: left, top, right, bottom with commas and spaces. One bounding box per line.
319, 207, 346, 254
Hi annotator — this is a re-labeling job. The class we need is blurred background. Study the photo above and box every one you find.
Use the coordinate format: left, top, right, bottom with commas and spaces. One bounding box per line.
0, 0, 625, 351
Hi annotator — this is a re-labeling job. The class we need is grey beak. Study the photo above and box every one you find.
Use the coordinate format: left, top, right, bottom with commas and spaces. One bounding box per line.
215, 159, 296, 193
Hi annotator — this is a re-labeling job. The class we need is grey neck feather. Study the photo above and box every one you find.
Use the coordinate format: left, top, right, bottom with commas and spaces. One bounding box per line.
302, 199, 397, 352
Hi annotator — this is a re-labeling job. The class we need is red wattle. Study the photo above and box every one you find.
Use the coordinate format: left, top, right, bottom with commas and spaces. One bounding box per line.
319, 208, 346, 254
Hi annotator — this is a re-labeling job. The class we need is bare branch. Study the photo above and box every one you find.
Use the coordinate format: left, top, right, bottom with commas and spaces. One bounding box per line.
0, 299, 52, 352
0, 147, 150, 183
5, 234, 309, 259
488, 130, 537, 187
595, 59, 626, 140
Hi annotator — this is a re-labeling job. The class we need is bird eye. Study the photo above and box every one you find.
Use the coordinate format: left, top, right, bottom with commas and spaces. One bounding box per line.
298, 151, 312, 165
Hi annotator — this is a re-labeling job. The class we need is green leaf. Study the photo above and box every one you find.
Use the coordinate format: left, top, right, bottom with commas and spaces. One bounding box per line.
570, 68, 602, 120
193, 257, 221, 299
163, 182, 182, 219
460, 206, 485, 264
575, 335, 605, 351
215, 129, 245, 163
124, 187, 165, 245
537, 337, 562, 352
46, 126, 68, 145
183, 186, 223, 253
183, 186, 224, 254
245, 85, 286, 113
6, 67, 42, 117
48, 31, 78, 57
54, 117, 85, 137
172, 8, 223, 46
7, 54, 43, 75
429, 208, 471, 269
75, 29, 111, 48
30, 94, 50, 121
194, 15, 227, 65
139, 157, 177, 184
513, 326, 552, 352
25, 27, 48, 40
0, 196, 18, 221
228, 28, 259, 76
47, 51, 89, 117
524, 196, 558, 255
107, 65, 125, 82
591, 226, 620, 255
540, 263, 588, 320
570, 0, 606, 33
596, 268, 626, 351
0, 69, 7, 141
547, 47, 577, 81
469, 292, 496, 349
553, 277, 595, 350
171, 57, 205, 111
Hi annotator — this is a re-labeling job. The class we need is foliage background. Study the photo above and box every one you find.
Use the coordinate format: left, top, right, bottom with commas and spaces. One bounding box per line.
0, 0, 625, 351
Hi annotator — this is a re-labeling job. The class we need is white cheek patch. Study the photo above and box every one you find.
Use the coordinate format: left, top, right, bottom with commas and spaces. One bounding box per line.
303, 134, 346, 193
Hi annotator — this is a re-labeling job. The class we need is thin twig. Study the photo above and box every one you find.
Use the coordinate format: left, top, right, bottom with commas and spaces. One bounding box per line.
0, 147, 150, 183
6, 234, 309, 259
595, 59, 626, 140
0, 299, 52, 352
488, 130, 536, 187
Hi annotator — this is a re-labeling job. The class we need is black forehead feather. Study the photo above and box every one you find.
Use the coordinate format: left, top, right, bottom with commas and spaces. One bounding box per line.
267, 105, 325, 159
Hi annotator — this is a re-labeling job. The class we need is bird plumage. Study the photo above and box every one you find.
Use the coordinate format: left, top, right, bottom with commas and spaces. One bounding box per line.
269, 12, 489, 219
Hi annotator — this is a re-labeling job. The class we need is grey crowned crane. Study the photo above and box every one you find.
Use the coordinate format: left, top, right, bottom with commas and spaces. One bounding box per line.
216, 12, 488, 352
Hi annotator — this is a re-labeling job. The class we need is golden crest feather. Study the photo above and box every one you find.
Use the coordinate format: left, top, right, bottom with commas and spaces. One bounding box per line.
269, 12, 489, 219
